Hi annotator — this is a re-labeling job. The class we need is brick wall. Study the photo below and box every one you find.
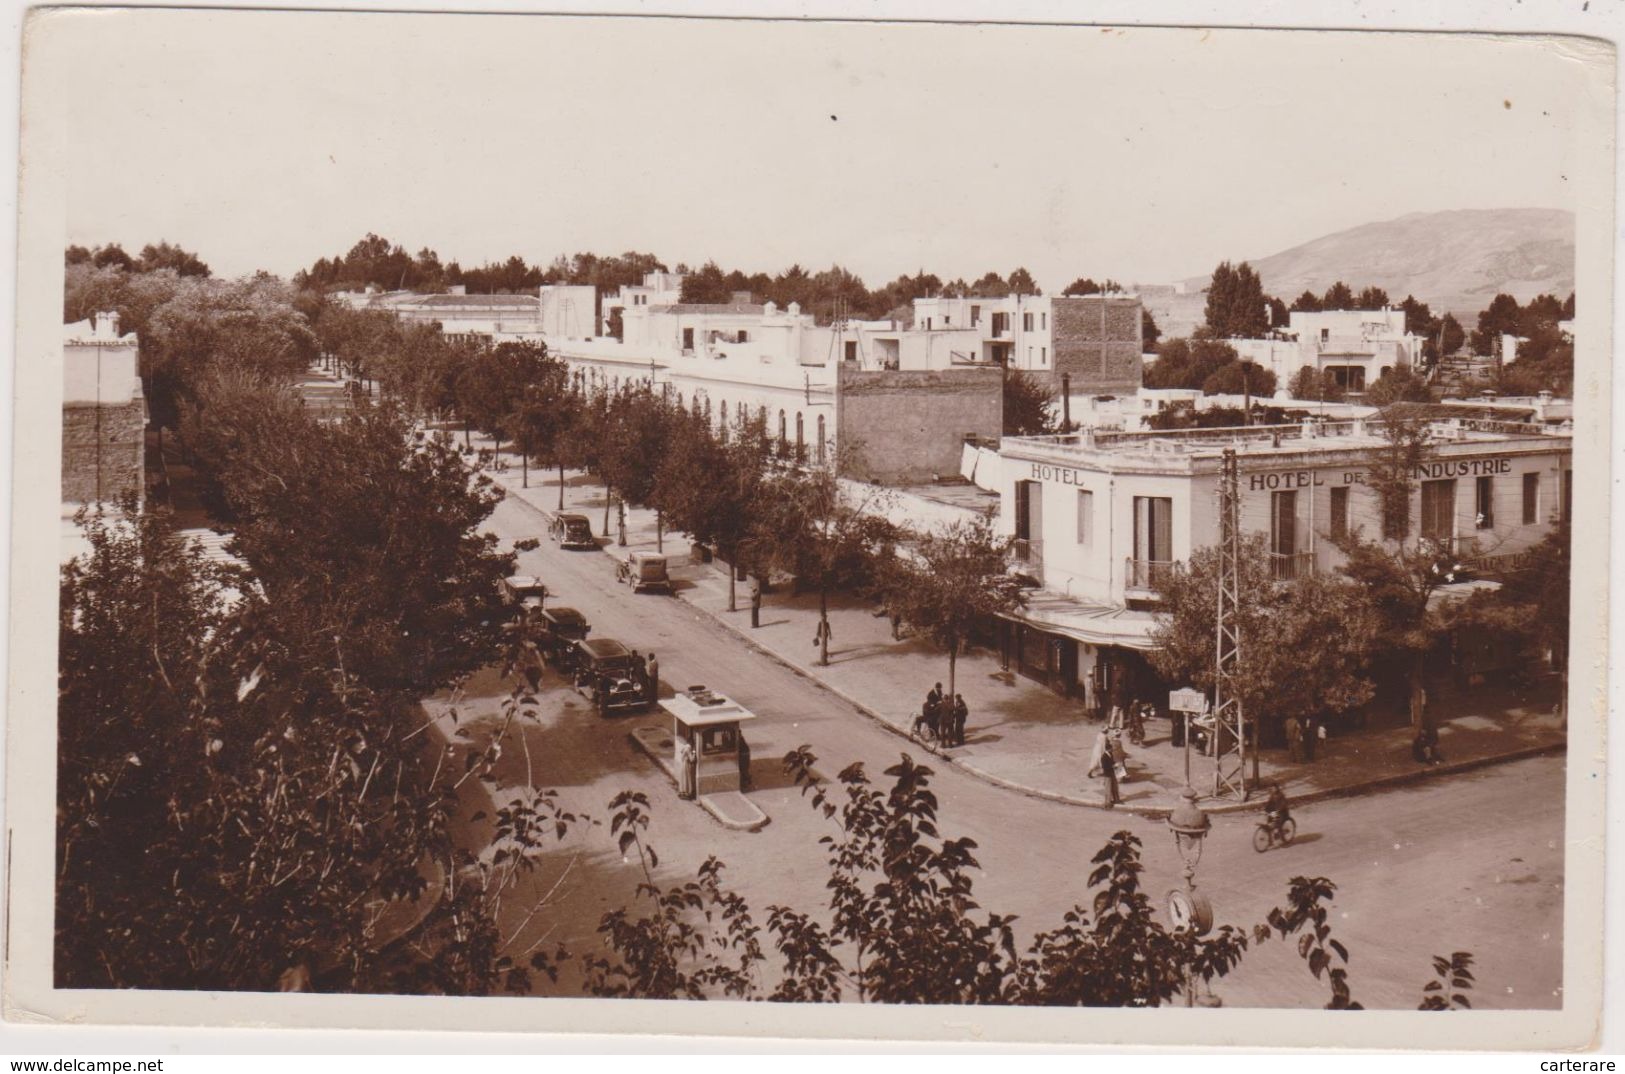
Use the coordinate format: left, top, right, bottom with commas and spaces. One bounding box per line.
1049, 296, 1143, 395
62, 401, 145, 505
836, 366, 1003, 484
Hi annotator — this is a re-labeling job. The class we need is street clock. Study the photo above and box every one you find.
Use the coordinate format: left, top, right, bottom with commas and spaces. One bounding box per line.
1166, 886, 1213, 936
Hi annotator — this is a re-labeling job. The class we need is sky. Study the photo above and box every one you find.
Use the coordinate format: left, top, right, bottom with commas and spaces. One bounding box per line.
30, 10, 1602, 291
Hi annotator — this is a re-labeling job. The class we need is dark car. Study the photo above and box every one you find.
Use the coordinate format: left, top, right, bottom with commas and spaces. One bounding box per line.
570, 637, 651, 716
537, 606, 591, 670
552, 513, 596, 550
498, 574, 547, 615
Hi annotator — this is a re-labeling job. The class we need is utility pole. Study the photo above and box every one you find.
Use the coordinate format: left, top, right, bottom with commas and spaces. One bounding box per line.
1213, 447, 1249, 800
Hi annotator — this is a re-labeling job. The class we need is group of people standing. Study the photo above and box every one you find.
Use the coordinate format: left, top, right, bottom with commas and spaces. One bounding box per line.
913, 682, 969, 747
627, 648, 660, 702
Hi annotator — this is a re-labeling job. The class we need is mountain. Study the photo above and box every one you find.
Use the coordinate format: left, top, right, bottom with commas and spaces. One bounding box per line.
1176, 208, 1575, 324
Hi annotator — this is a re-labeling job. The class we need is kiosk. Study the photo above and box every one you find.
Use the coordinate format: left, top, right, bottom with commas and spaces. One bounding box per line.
660, 686, 758, 796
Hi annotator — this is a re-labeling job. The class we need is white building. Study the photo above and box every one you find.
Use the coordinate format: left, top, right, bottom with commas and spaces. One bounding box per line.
601, 271, 686, 333
976, 416, 1571, 710
909, 292, 1143, 393
1229, 308, 1424, 393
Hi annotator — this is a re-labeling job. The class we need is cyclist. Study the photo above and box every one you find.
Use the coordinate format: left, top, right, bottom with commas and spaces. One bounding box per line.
1264, 782, 1291, 838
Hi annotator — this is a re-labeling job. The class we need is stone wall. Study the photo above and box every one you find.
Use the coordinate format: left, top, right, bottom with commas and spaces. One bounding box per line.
62, 401, 145, 506
1049, 296, 1143, 395
835, 366, 1003, 484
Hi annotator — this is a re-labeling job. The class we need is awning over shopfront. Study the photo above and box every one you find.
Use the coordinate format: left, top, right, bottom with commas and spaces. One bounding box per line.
1012, 590, 1161, 651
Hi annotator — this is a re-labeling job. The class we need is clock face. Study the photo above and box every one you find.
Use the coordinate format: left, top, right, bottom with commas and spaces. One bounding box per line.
1167, 887, 1214, 935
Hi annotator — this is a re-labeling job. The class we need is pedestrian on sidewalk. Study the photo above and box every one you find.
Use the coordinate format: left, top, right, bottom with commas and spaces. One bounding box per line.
1409, 681, 1429, 732
1285, 715, 1304, 763
914, 687, 942, 742
645, 651, 660, 702
749, 576, 762, 629
737, 733, 753, 791
950, 694, 969, 747
677, 738, 697, 800
1099, 735, 1122, 808
813, 616, 832, 652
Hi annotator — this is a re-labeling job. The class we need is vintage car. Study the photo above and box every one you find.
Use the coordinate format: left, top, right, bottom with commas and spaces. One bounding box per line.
570, 637, 652, 716
536, 606, 591, 669
551, 513, 597, 550
616, 551, 671, 594
498, 574, 547, 614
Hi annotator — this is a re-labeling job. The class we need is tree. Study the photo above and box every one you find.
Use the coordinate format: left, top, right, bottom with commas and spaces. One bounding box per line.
1062, 277, 1121, 296
885, 517, 1025, 700
1439, 313, 1466, 358
65, 243, 93, 266
1364, 365, 1433, 407
138, 241, 212, 277
970, 271, 1010, 297
1144, 337, 1240, 391
1355, 286, 1390, 310
1289, 366, 1345, 402
1470, 293, 1523, 355
1003, 368, 1058, 435
91, 243, 135, 271
1320, 281, 1355, 311
658, 409, 772, 611
1290, 290, 1322, 313
1200, 360, 1277, 398
1007, 267, 1039, 296
1203, 261, 1269, 339
1140, 308, 1162, 351
602, 385, 679, 548
58, 495, 566, 994
453, 340, 555, 449
755, 463, 894, 665
1150, 537, 1379, 745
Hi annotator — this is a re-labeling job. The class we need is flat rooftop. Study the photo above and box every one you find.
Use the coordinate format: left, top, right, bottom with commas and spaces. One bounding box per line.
1006, 416, 1570, 463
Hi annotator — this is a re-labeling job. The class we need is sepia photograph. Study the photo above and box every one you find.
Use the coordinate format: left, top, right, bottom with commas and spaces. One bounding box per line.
4, 4, 1615, 1052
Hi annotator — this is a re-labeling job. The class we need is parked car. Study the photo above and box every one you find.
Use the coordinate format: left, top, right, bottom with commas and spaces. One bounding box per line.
552, 513, 596, 550
537, 606, 591, 670
498, 574, 547, 614
570, 637, 652, 716
616, 551, 671, 594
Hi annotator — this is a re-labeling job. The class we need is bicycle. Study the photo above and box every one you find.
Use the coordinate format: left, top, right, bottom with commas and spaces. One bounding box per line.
1252, 813, 1297, 853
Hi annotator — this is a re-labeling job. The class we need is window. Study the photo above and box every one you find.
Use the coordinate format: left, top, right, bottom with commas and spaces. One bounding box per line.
1014, 480, 1036, 541
1076, 489, 1093, 545
1475, 475, 1494, 529
971, 304, 981, 324
1041, 347, 1047, 365
1329, 486, 1350, 541
944, 315, 951, 327
1420, 479, 1456, 542
1320, 328, 1330, 344
1522, 472, 1540, 525
1132, 496, 1173, 563
1041, 312, 1047, 331
1023, 312, 1034, 332
1271, 491, 1298, 556
925, 317, 933, 330
778, 410, 787, 450
992, 312, 1009, 336
737, 329, 749, 343
816, 415, 826, 463
795, 412, 805, 459
844, 340, 858, 361
682, 327, 694, 352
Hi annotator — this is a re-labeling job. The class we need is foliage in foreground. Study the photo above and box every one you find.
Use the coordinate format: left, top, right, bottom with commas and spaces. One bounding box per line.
579, 749, 1470, 1009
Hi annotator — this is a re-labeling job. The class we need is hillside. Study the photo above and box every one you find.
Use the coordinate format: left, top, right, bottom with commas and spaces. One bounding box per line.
1173, 208, 1574, 326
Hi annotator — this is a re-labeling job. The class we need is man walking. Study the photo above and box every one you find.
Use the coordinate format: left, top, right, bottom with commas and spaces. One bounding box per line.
950, 694, 969, 747
749, 576, 762, 629
1099, 734, 1122, 808
645, 651, 659, 702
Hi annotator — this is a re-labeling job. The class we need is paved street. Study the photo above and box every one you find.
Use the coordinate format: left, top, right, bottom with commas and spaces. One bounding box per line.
419, 482, 1566, 1010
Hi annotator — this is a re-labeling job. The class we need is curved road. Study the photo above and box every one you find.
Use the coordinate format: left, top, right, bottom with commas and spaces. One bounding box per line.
448, 488, 1564, 1010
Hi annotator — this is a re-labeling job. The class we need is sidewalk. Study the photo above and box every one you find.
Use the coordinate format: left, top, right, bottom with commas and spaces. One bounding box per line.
480, 439, 1567, 816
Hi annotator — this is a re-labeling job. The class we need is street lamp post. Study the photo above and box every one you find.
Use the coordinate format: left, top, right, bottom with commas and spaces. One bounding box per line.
1166, 787, 1221, 1008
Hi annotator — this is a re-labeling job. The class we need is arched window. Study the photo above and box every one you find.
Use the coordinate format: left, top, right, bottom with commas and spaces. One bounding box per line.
816, 415, 827, 464
796, 412, 805, 461
778, 410, 787, 452
676, 392, 684, 410
705, 397, 712, 422
758, 405, 767, 431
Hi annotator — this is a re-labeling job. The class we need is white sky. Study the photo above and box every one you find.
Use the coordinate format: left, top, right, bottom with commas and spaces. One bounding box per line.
35, 11, 1599, 289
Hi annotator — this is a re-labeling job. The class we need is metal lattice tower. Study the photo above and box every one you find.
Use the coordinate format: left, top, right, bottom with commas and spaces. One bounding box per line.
1212, 447, 1248, 800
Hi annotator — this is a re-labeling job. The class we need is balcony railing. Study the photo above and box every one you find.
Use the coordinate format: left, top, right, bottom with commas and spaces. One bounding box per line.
1012, 538, 1042, 568
1125, 558, 1176, 592
1464, 548, 1538, 579
1267, 550, 1316, 582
